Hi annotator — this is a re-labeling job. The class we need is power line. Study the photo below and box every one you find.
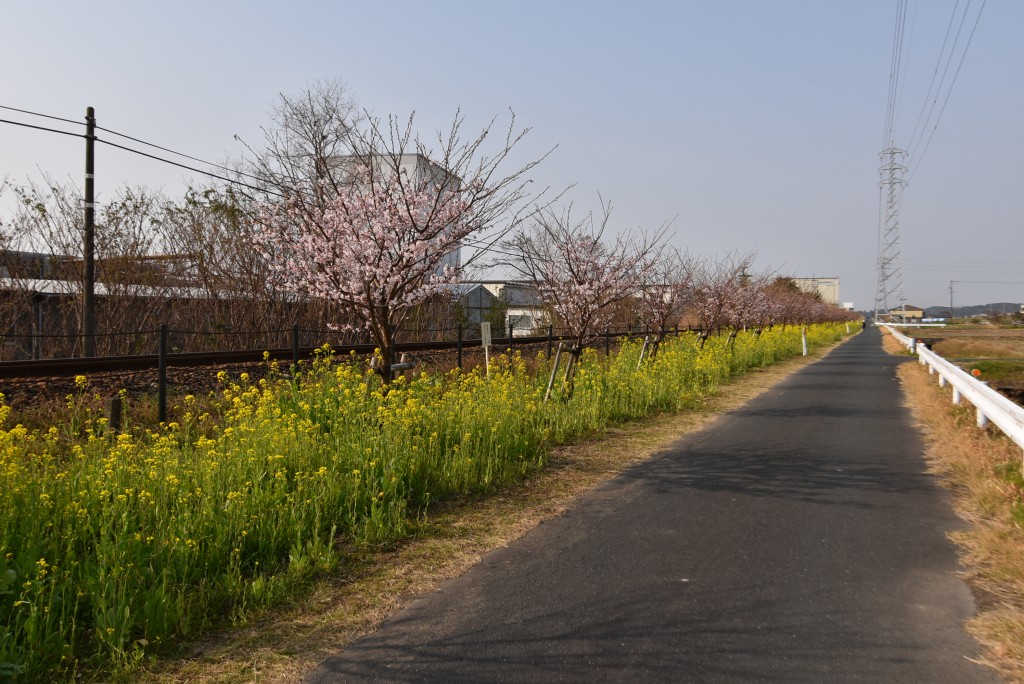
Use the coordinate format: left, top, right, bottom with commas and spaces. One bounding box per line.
882, 0, 909, 147
95, 124, 268, 186
2, 107, 521, 267
904, 256, 1022, 266
947, 280, 1024, 285
907, 0, 973, 163
93, 136, 286, 198
905, 0, 962, 157
0, 117, 85, 139
0, 104, 85, 127
1, 105, 283, 197
909, 0, 986, 180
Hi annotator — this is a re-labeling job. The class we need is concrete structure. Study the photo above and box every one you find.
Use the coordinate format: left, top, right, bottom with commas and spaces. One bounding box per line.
446, 281, 550, 337
446, 283, 496, 328
792, 277, 840, 306
482, 282, 548, 336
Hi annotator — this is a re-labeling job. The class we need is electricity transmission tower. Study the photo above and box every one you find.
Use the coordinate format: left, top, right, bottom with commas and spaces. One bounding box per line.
874, 145, 908, 322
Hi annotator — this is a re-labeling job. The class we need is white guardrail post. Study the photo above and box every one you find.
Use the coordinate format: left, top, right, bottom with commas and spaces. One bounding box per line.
881, 324, 1024, 459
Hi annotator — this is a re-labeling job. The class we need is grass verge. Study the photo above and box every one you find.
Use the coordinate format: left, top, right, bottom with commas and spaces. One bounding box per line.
885, 333, 1024, 681
133, 338, 850, 684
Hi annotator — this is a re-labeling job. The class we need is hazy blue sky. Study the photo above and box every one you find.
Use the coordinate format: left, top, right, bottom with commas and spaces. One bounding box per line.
2, 1, 1021, 310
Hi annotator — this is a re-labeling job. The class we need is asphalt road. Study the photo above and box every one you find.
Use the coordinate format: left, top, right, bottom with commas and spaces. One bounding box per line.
307, 328, 998, 683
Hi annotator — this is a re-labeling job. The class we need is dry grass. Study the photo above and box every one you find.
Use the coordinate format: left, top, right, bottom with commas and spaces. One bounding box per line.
933, 339, 1019, 359
130, 341, 848, 684
890, 333, 1024, 682
904, 325, 1024, 359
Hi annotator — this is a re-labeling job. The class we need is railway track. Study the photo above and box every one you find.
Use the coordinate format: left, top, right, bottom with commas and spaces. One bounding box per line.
0, 328, 667, 379
0, 337, 494, 379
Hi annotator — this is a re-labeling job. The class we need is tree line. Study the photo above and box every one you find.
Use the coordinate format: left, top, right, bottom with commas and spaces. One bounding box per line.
0, 80, 855, 365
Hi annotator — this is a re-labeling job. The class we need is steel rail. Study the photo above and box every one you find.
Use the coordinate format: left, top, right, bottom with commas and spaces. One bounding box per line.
0, 330, 662, 379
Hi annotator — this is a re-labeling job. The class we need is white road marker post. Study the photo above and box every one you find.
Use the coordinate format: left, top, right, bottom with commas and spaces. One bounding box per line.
801, 326, 808, 357
481, 321, 491, 379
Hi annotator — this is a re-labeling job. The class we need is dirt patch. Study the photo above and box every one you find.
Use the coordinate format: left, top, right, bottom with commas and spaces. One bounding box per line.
999, 384, 1024, 407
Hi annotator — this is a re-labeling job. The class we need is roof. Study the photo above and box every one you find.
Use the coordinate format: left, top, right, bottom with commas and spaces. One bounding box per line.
0, 278, 250, 301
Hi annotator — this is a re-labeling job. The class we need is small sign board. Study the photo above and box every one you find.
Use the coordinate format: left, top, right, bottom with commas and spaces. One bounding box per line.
480, 321, 492, 347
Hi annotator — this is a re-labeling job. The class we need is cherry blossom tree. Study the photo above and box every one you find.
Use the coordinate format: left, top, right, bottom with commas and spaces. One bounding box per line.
723, 269, 772, 344
507, 200, 666, 388
690, 253, 753, 347
636, 247, 694, 359
254, 111, 549, 381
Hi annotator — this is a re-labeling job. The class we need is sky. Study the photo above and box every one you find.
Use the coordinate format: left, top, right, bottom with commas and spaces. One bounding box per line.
1, 0, 1021, 311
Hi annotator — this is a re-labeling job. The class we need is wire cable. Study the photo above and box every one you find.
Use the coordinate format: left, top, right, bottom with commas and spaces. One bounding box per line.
94, 136, 286, 198
95, 124, 270, 186
0, 105, 85, 127
0, 105, 292, 198
0, 117, 85, 139
882, 0, 909, 147
908, 0, 973, 163
3, 106, 531, 266
905, 0, 962, 158
909, 0, 986, 180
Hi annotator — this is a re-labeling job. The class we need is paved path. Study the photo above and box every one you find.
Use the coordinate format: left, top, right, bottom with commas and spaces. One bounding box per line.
307, 328, 997, 683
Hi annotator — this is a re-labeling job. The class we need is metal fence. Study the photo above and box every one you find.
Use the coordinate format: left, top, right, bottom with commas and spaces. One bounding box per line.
0, 323, 689, 379
883, 324, 1024, 458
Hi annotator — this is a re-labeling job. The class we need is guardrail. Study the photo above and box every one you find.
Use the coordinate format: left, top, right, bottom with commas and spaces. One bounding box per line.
883, 324, 1024, 456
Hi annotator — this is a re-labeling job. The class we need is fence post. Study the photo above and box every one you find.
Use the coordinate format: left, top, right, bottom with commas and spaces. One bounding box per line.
106, 395, 122, 432
605, 327, 611, 357
547, 324, 553, 359
508, 321, 514, 353
292, 323, 300, 366
456, 323, 464, 370
34, 299, 43, 359
544, 342, 564, 403
158, 323, 168, 424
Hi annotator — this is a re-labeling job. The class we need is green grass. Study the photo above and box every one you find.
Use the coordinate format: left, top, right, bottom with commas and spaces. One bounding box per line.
962, 360, 1024, 384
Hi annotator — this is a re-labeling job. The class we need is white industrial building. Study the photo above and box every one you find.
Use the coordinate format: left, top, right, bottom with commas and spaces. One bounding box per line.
792, 277, 840, 306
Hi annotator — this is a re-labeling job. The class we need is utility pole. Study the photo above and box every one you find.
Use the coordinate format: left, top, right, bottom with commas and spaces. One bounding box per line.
83, 106, 96, 357
873, 145, 907, 323
949, 280, 956, 322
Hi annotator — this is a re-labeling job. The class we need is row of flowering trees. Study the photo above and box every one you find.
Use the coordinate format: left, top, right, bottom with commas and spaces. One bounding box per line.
246, 84, 856, 382
2, 81, 855, 368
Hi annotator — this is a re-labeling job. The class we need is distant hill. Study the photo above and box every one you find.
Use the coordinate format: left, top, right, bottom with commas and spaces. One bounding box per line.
923, 303, 1021, 318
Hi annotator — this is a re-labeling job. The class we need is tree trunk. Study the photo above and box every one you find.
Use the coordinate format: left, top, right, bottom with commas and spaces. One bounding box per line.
373, 318, 397, 385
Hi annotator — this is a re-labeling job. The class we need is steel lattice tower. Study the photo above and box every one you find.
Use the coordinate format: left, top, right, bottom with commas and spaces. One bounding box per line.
874, 146, 908, 322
